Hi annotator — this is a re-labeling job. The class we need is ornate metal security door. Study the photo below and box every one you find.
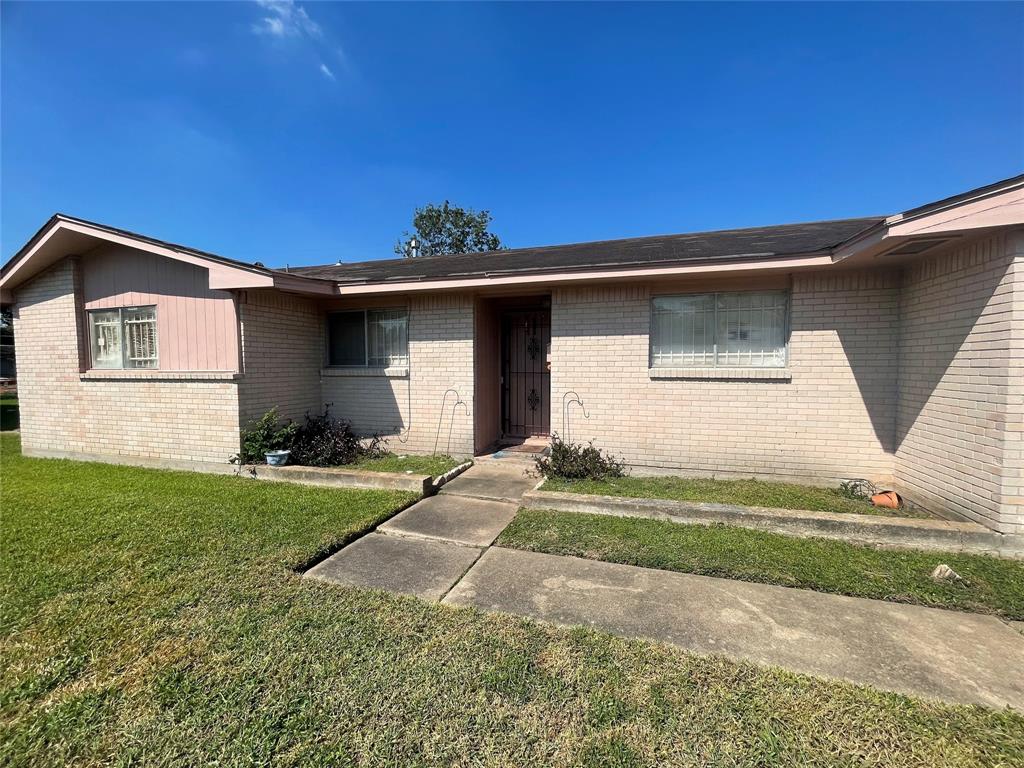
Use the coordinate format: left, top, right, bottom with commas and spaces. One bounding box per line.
501, 310, 551, 438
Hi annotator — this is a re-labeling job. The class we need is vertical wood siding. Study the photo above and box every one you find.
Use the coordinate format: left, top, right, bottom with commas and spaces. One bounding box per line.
81, 246, 239, 371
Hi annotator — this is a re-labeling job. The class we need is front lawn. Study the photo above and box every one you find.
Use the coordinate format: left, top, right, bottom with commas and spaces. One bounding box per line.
543, 474, 931, 518
2, 433, 1022, 767
498, 509, 1024, 619
354, 452, 463, 477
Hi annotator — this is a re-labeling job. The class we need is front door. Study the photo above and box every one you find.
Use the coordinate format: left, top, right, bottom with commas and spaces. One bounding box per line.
501, 310, 551, 438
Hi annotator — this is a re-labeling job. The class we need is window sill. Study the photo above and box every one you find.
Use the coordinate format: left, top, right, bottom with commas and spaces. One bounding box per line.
649, 367, 792, 381
320, 366, 409, 379
80, 370, 241, 381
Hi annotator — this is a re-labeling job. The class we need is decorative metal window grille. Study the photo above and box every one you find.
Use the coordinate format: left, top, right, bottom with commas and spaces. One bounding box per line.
88, 306, 158, 369
367, 309, 409, 367
327, 308, 408, 367
650, 291, 788, 368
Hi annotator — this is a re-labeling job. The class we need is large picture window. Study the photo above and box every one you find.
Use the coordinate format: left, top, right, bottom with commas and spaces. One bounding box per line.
650, 291, 788, 368
327, 308, 408, 367
88, 306, 158, 369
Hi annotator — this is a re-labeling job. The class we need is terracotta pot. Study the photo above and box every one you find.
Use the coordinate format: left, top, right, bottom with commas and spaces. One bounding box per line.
870, 490, 902, 509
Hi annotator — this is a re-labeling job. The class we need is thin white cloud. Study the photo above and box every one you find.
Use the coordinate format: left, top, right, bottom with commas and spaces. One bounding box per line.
251, 0, 322, 39
250, 0, 348, 83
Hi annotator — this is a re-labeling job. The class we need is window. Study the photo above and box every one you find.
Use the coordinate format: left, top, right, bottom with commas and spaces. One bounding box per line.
88, 306, 158, 369
650, 291, 788, 368
327, 308, 408, 367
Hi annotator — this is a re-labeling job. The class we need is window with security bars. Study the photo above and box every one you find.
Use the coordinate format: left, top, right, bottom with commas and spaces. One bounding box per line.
367, 309, 408, 367
88, 307, 158, 369
327, 308, 408, 367
650, 291, 788, 368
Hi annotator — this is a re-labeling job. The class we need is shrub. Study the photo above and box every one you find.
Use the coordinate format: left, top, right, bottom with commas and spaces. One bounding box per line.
838, 478, 875, 501
233, 408, 298, 465
360, 433, 390, 460
289, 407, 363, 467
535, 434, 625, 481
232, 406, 390, 467
288, 407, 392, 467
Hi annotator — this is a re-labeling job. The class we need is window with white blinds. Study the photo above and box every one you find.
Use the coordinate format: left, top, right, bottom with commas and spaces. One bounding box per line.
367, 309, 408, 367
327, 308, 408, 367
88, 306, 158, 369
650, 291, 788, 368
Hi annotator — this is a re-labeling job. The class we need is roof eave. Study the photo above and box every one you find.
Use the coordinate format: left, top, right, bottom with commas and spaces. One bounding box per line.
832, 178, 1024, 264
0, 217, 287, 299
331, 252, 836, 296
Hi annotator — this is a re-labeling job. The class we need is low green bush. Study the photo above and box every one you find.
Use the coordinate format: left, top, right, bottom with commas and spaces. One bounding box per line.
232, 408, 298, 464
233, 407, 389, 467
535, 434, 625, 481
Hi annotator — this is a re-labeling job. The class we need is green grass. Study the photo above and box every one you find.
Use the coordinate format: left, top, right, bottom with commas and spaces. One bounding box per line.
353, 452, 463, 477
2, 433, 1023, 767
0, 394, 17, 431
498, 509, 1024, 619
542, 474, 931, 518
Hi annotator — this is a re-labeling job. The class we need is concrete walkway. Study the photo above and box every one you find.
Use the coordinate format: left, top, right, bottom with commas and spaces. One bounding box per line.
306, 455, 1024, 709
305, 454, 535, 600
444, 547, 1024, 709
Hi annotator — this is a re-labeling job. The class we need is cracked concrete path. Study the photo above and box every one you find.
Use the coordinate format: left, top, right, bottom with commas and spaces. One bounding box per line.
304, 455, 535, 601
306, 454, 1024, 709
443, 547, 1024, 709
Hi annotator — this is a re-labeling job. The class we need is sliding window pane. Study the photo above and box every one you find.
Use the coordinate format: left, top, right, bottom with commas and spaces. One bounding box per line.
716, 291, 787, 367
367, 309, 408, 367
123, 307, 158, 368
328, 311, 366, 366
651, 295, 714, 367
89, 310, 123, 369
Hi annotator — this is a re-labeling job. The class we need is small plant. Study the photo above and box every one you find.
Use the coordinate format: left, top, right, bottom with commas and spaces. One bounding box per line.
289, 406, 362, 467
535, 434, 625, 481
838, 478, 875, 501
231, 408, 298, 465
360, 433, 391, 460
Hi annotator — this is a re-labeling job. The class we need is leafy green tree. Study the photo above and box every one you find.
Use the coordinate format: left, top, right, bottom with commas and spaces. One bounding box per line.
395, 201, 504, 257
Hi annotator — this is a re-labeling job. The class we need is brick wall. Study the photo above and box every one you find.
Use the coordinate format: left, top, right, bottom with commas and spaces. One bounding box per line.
550, 270, 901, 483
321, 293, 475, 456
1003, 232, 1024, 535
13, 260, 240, 464
894, 232, 1024, 534
237, 290, 323, 425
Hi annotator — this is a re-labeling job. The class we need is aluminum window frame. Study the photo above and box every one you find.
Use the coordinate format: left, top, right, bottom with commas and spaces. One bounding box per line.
87, 305, 159, 370
326, 307, 409, 368
648, 290, 790, 369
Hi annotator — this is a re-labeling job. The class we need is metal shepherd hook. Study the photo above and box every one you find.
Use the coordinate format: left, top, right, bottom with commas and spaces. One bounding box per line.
561, 390, 590, 444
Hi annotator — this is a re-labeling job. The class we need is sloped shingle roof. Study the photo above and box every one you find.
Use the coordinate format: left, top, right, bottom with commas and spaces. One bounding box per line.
288, 216, 884, 284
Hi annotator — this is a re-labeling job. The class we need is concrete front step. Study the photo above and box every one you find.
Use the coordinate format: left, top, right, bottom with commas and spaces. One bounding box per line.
378, 494, 518, 547
440, 461, 538, 503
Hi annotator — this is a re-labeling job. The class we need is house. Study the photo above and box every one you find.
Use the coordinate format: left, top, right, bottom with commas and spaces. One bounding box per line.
1, 175, 1022, 538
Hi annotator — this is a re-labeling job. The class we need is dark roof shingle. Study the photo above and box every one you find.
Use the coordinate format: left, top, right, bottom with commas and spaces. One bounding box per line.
288, 216, 884, 284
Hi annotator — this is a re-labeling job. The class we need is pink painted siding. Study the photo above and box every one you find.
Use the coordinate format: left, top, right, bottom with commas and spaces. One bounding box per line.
81, 245, 239, 371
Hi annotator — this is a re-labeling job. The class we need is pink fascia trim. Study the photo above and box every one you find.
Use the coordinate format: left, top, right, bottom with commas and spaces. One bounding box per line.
1, 220, 273, 293
887, 189, 1024, 237
334, 254, 835, 296
833, 184, 1024, 263
1, 218, 334, 300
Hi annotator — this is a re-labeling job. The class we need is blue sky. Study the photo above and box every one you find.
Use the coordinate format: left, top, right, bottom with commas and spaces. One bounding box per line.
2, 1, 1022, 267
